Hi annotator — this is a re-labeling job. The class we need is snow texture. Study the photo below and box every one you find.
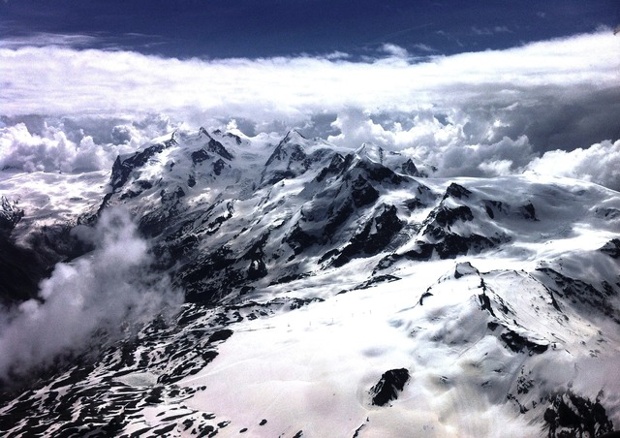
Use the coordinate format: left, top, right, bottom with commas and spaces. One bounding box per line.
0, 127, 619, 438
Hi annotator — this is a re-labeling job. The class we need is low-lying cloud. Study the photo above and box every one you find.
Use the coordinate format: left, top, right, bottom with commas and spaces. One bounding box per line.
0, 208, 183, 383
0, 114, 178, 173
526, 139, 620, 191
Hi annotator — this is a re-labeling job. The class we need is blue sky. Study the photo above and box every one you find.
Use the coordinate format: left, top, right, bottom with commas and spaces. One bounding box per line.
1, 0, 617, 58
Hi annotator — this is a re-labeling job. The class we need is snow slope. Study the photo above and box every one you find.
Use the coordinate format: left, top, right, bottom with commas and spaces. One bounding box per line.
0, 127, 619, 437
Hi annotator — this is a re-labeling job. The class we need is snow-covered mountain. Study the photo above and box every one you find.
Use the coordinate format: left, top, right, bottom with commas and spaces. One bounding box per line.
0, 127, 619, 437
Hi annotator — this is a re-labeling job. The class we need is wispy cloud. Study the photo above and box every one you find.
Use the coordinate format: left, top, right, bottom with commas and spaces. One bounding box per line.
0, 32, 100, 49
0, 31, 167, 52
0, 207, 183, 382
380, 43, 409, 58
412, 43, 435, 53
471, 25, 512, 36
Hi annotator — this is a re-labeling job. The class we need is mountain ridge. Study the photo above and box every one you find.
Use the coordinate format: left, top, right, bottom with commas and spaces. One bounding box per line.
0, 126, 619, 437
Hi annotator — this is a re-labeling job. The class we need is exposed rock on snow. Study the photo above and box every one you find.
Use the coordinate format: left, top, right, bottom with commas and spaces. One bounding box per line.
1, 127, 619, 437
369, 368, 410, 406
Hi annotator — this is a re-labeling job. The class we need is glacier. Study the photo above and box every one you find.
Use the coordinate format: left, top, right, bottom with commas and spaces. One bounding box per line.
0, 126, 619, 437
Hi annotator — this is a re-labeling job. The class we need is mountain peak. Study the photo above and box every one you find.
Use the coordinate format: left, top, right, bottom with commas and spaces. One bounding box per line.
356, 142, 384, 164
198, 126, 212, 139
282, 128, 307, 144
1, 126, 620, 438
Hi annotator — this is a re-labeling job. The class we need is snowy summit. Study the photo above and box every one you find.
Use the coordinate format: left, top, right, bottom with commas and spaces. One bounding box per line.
0, 126, 619, 437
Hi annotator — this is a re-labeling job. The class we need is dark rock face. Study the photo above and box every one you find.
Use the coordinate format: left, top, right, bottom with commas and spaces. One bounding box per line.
0, 196, 23, 233
350, 175, 379, 208
350, 274, 400, 292
404, 184, 435, 211
433, 233, 501, 259
179, 246, 238, 303
595, 207, 620, 219
425, 205, 474, 233
444, 182, 471, 200
0, 238, 49, 305
369, 368, 410, 406
110, 139, 175, 192
191, 149, 211, 165
262, 131, 310, 186
395, 186, 509, 261
206, 138, 234, 161
401, 159, 425, 177
382, 232, 501, 267
316, 153, 346, 183
543, 391, 614, 438
484, 200, 506, 219
355, 159, 403, 185
212, 129, 242, 145
536, 268, 620, 323
520, 201, 538, 220
199, 127, 235, 161
499, 329, 548, 355
323, 201, 355, 239
265, 132, 307, 168
0, 197, 40, 304
285, 224, 318, 256
600, 239, 620, 259
243, 234, 269, 281
212, 158, 227, 176
0, 221, 92, 307
333, 205, 404, 267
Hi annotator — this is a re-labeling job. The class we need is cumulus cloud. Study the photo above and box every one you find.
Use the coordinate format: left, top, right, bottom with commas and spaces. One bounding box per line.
0, 115, 179, 172
525, 139, 620, 191
0, 208, 183, 383
326, 108, 536, 178
0, 31, 618, 186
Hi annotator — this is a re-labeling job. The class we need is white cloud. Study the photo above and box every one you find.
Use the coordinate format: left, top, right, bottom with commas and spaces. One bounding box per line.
0, 116, 178, 172
1, 32, 616, 126
0, 32, 99, 50
412, 43, 435, 53
0, 208, 183, 382
525, 139, 620, 191
471, 26, 493, 36
0, 31, 618, 186
0, 122, 108, 172
381, 43, 409, 58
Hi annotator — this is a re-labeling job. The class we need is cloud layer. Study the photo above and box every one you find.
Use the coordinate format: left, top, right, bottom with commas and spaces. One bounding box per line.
0, 208, 183, 383
526, 139, 620, 191
0, 115, 177, 172
0, 31, 619, 189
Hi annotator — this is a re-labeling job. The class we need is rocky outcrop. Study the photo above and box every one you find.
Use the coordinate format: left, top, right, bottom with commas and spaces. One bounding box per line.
369, 368, 410, 406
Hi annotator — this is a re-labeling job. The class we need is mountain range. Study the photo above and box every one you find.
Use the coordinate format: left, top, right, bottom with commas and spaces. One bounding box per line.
0, 127, 619, 437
